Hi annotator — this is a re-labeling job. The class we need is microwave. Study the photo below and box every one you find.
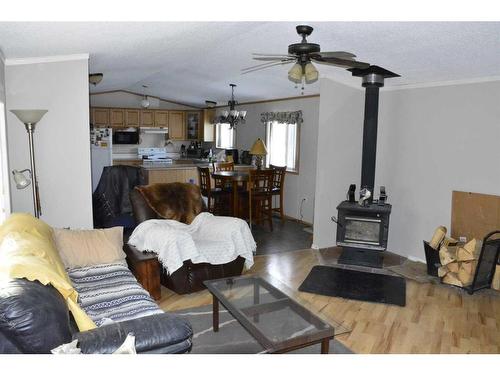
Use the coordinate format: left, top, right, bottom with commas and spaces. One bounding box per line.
112, 129, 140, 144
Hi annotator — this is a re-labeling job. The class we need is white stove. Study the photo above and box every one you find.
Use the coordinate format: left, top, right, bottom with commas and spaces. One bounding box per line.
138, 147, 176, 166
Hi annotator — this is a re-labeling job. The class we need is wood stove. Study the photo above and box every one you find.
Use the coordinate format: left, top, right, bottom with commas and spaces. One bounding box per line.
334, 66, 399, 268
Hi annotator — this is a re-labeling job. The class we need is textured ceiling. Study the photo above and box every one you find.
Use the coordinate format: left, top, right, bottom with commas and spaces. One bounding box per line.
0, 22, 499, 106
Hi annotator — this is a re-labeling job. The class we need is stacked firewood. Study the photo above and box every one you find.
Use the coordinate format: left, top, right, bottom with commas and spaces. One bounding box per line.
428, 226, 482, 287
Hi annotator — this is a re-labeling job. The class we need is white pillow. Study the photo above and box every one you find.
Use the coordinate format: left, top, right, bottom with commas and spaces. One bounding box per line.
53, 227, 126, 269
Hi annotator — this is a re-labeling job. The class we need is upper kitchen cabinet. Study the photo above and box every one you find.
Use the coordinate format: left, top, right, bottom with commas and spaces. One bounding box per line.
203, 109, 215, 142
186, 111, 201, 140
92, 107, 110, 127
168, 111, 185, 140
141, 110, 155, 127
110, 109, 125, 128
154, 111, 169, 128
125, 109, 140, 127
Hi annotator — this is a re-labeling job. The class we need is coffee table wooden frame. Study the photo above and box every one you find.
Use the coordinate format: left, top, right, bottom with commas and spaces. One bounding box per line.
203, 275, 335, 354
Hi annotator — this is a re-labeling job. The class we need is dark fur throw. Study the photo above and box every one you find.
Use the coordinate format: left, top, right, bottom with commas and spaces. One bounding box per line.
136, 182, 203, 224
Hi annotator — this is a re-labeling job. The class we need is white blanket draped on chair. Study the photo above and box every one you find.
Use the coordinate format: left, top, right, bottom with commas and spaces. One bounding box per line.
128, 212, 256, 274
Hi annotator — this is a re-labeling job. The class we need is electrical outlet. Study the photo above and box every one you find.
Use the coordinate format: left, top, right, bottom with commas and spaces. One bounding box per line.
459, 236, 467, 243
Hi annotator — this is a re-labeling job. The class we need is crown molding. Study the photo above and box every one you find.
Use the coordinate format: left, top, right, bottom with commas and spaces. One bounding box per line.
384, 75, 500, 91
4, 53, 89, 66
213, 94, 320, 108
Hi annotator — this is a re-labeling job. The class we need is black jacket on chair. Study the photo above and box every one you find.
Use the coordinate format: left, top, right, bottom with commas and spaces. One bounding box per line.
0, 279, 192, 354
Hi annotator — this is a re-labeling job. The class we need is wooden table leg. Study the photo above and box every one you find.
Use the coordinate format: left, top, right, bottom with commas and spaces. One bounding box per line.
321, 338, 330, 354
212, 294, 219, 332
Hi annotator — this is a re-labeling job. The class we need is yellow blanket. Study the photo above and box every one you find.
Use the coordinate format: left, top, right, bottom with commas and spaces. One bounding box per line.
0, 213, 96, 331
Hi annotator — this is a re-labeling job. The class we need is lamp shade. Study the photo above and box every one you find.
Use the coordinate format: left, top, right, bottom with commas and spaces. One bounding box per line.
305, 62, 319, 83
249, 138, 268, 156
288, 63, 303, 83
12, 169, 31, 189
10, 109, 47, 124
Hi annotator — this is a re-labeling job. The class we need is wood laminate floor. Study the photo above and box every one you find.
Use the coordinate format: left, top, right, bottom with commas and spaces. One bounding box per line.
159, 248, 500, 354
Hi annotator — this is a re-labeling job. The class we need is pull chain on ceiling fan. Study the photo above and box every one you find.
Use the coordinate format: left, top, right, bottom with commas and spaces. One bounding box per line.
242, 25, 370, 94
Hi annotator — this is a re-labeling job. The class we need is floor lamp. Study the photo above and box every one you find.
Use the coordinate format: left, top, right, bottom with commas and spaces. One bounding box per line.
10, 109, 48, 218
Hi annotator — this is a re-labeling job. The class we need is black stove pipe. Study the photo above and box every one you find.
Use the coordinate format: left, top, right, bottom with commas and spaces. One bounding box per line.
360, 85, 380, 198
349, 66, 400, 202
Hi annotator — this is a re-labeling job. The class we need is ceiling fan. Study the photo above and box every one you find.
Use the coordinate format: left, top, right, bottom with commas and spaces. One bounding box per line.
242, 25, 370, 88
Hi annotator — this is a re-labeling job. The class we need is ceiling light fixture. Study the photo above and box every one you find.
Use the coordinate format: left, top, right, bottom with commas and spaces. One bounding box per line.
205, 100, 217, 108
140, 85, 150, 109
214, 84, 246, 129
89, 73, 103, 86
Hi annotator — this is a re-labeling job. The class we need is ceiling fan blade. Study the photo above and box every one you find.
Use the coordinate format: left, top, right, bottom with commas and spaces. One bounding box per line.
242, 59, 295, 71
317, 51, 357, 60
241, 60, 294, 74
253, 56, 291, 61
252, 53, 294, 57
312, 55, 370, 69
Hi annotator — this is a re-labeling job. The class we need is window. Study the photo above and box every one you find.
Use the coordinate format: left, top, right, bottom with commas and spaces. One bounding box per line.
265, 120, 299, 173
215, 123, 235, 149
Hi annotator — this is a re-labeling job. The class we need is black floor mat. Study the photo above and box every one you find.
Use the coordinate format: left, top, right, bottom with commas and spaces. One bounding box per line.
299, 265, 406, 306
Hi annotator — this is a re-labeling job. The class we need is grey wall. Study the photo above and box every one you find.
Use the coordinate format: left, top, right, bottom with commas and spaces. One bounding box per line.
5, 57, 93, 229
312, 78, 364, 249
0, 51, 9, 220
232, 96, 320, 223
313, 77, 500, 260
376, 80, 500, 260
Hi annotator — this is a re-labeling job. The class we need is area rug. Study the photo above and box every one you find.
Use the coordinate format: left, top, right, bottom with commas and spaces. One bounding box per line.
170, 303, 353, 354
299, 265, 406, 307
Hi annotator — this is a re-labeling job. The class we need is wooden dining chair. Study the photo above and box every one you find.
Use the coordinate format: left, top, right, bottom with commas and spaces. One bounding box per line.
197, 166, 230, 215
212, 161, 234, 190
270, 164, 286, 221
248, 169, 274, 231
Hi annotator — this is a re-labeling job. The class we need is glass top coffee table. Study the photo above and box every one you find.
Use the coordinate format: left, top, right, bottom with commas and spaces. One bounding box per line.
203, 275, 335, 354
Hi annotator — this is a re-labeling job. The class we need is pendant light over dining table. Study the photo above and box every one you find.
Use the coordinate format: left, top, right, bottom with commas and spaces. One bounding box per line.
214, 84, 247, 129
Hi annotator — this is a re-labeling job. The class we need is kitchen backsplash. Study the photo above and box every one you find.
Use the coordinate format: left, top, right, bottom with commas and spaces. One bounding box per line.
112, 133, 214, 157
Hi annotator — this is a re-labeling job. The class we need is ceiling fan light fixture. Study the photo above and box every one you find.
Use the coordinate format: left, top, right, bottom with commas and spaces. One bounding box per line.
304, 62, 319, 83
288, 63, 303, 83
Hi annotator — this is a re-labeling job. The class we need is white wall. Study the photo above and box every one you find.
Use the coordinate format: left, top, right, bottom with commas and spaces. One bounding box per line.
232, 96, 320, 223
5, 56, 93, 229
376, 80, 500, 260
90, 91, 198, 110
0, 50, 10, 221
312, 78, 364, 249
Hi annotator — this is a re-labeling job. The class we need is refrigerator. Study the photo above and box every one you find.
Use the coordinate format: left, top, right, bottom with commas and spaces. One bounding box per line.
90, 128, 112, 192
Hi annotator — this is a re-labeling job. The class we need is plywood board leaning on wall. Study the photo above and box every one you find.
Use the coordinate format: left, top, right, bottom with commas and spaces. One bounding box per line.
451, 191, 500, 241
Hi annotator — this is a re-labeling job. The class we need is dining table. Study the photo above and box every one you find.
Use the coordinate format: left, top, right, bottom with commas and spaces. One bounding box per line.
211, 170, 250, 219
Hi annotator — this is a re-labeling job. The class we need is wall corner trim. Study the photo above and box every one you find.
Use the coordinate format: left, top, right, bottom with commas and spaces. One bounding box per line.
5, 53, 90, 66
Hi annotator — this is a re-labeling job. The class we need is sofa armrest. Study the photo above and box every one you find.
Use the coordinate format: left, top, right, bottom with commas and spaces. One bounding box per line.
72, 313, 192, 354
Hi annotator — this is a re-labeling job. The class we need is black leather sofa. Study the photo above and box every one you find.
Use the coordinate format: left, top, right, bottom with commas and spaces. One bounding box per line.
0, 278, 193, 354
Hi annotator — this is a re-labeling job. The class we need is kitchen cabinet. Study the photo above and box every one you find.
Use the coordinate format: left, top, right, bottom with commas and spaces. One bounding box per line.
125, 109, 140, 127
168, 111, 185, 140
113, 159, 142, 166
110, 109, 125, 128
203, 109, 216, 142
146, 168, 198, 185
141, 110, 155, 127
154, 111, 169, 128
92, 108, 110, 127
186, 111, 201, 140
